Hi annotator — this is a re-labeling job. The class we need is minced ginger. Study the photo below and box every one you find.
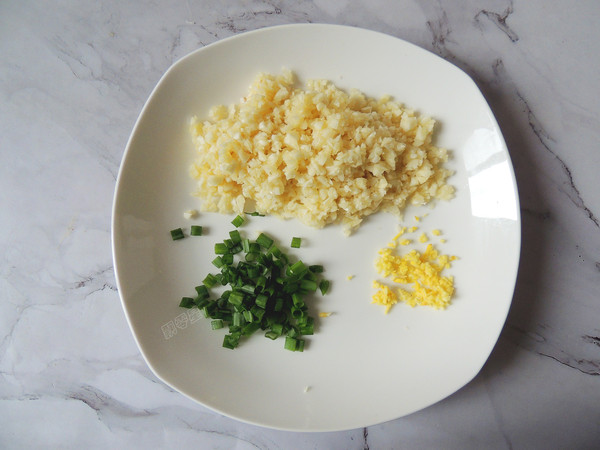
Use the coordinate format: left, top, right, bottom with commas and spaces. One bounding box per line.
372, 228, 456, 313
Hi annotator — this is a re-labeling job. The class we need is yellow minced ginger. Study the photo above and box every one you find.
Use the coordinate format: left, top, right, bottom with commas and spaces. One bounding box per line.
189, 70, 454, 234
372, 242, 456, 313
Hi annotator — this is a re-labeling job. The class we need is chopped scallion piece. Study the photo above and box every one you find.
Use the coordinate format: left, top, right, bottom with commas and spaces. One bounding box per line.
265, 330, 279, 340
231, 215, 245, 227
319, 279, 330, 295
222, 334, 238, 349
245, 251, 259, 262
228, 291, 244, 307
195, 285, 210, 299
232, 311, 244, 327
212, 256, 224, 268
300, 279, 318, 292
176, 226, 328, 352
309, 265, 324, 273
170, 228, 185, 240
203, 273, 219, 288
242, 238, 251, 253
211, 319, 224, 330
214, 243, 228, 254
243, 310, 253, 322
255, 294, 268, 309
256, 232, 274, 249
190, 225, 203, 236
284, 336, 298, 351
229, 230, 241, 243
289, 260, 307, 277
179, 297, 195, 308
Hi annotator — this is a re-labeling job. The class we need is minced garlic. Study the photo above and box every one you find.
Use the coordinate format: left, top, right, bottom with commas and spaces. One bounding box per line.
189, 70, 454, 234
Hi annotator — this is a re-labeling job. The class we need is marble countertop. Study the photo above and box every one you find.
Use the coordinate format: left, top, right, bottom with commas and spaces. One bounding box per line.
2, 1, 599, 448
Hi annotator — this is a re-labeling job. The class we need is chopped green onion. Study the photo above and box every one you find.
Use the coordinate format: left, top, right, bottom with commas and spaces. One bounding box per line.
240, 284, 256, 295
230, 243, 243, 254
245, 211, 265, 216
255, 294, 268, 309
212, 256, 224, 268
170, 228, 185, 240
250, 305, 266, 321
229, 230, 241, 243
232, 311, 244, 327
245, 251, 259, 262
271, 323, 284, 335
242, 321, 261, 336
265, 330, 279, 340
300, 279, 318, 292
256, 232, 274, 249
299, 318, 314, 335
228, 291, 244, 307
284, 336, 298, 351
291, 307, 305, 320
222, 334, 238, 349
203, 273, 219, 288
190, 225, 203, 236
319, 279, 330, 295
177, 227, 328, 352
241, 238, 251, 253
274, 297, 284, 312
179, 297, 195, 308
214, 243, 228, 254
195, 285, 210, 299
194, 297, 210, 309
289, 260, 307, 277
309, 264, 324, 273
292, 293, 304, 308
231, 215, 245, 227
211, 319, 224, 330
267, 244, 283, 258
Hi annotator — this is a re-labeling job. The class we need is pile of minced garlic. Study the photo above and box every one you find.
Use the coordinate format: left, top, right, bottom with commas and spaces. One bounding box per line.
189, 70, 454, 234
372, 219, 456, 313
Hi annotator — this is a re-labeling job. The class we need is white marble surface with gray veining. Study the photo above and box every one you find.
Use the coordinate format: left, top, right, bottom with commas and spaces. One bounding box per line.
1, 1, 599, 448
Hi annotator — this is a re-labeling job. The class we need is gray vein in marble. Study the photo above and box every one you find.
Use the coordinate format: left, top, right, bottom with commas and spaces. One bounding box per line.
491, 59, 600, 229
68, 384, 157, 418
507, 325, 600, 376
425, 10, 453, 59
177, 422, 265, 450
421, 5, 480, 79
72, 266, 116, 292
582, 335, 600, 348
517, 88, 600, 228
215, 1, 313, 34
362, 427, 369, 450
474, 1, 519, 42
486, 386, 514, 450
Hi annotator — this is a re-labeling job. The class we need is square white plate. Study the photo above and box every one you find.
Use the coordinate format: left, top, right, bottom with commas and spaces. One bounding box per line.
112, 24, 520, 431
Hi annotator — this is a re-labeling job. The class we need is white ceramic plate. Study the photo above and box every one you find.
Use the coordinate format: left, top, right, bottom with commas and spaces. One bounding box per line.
112, 24, 520, 432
